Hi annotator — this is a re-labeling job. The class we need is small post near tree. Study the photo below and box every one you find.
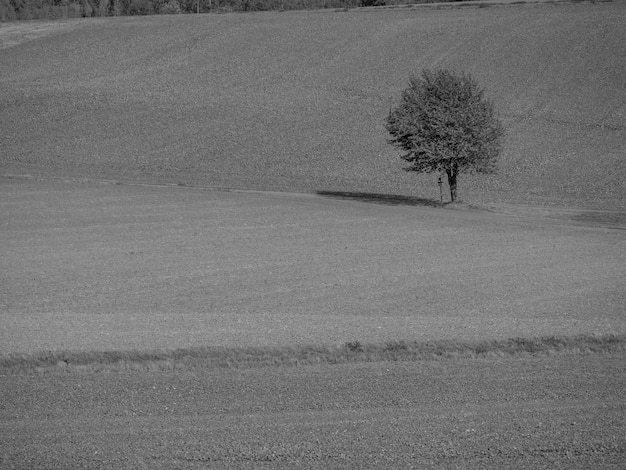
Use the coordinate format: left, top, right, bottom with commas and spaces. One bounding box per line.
386, 69, 504, 203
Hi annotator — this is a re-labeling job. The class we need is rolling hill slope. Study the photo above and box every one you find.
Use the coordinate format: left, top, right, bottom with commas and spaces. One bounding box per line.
1, 1, 625, 208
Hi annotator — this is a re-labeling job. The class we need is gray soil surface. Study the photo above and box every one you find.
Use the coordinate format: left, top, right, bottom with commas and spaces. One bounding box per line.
2, 353, 625, 469
2, 178, 624, 468
2, 177, 625, 353
2, 4, 625, 467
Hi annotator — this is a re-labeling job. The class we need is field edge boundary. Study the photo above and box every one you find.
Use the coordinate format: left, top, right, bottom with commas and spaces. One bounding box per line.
2, 333, 624, 375
4, 173, 626, 229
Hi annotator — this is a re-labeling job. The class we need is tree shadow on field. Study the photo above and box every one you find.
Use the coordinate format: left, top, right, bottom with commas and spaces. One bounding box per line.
570, 211, 626, 229
316, 190, 443, 208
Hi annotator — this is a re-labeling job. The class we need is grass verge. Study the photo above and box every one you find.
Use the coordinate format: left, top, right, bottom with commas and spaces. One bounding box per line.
1, 334, 624, 375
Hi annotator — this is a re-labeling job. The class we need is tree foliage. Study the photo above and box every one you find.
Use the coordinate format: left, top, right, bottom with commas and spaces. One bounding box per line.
386, 69, 504, 202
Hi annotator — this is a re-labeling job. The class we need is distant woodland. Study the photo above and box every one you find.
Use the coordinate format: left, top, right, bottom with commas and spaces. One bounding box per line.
0, 0, 456, 19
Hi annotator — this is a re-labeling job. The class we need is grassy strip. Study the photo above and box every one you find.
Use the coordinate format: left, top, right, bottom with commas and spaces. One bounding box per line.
1, 334, 624, 374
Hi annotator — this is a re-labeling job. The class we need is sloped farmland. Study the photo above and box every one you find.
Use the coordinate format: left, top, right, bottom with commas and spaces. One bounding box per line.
1, 1, 625, 208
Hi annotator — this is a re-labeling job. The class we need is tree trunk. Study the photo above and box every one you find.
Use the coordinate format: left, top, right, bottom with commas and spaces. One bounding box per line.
446, 166, 458, 202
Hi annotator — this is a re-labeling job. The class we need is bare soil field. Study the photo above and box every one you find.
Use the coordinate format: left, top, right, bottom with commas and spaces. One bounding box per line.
2, 354, 625, 468
2, 177, 625, 354
1, 1, 625, 209
1, 176, 625, 468
1, 2, 625, 467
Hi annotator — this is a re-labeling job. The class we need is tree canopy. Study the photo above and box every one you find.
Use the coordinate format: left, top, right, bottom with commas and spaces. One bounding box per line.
386, 69, 504, 202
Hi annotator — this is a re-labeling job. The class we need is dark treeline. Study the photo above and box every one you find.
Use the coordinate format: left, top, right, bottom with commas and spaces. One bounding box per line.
0, 0, 457, 21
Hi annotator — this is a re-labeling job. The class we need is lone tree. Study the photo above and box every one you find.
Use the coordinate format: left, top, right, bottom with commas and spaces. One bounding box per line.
386, 69, 504, 202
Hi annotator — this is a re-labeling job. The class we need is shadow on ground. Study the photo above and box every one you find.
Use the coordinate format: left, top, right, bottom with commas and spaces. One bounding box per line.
316, 190, 444, 208
488, 203, 626, 229
317, 191, 626, 228
570, 211, 626, 228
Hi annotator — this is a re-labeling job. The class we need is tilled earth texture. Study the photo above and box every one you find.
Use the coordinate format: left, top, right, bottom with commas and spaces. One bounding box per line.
2, 178, 625, 353
1, 178, 625, 468
2, 2, 626, 467
1, 354, 625, 469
